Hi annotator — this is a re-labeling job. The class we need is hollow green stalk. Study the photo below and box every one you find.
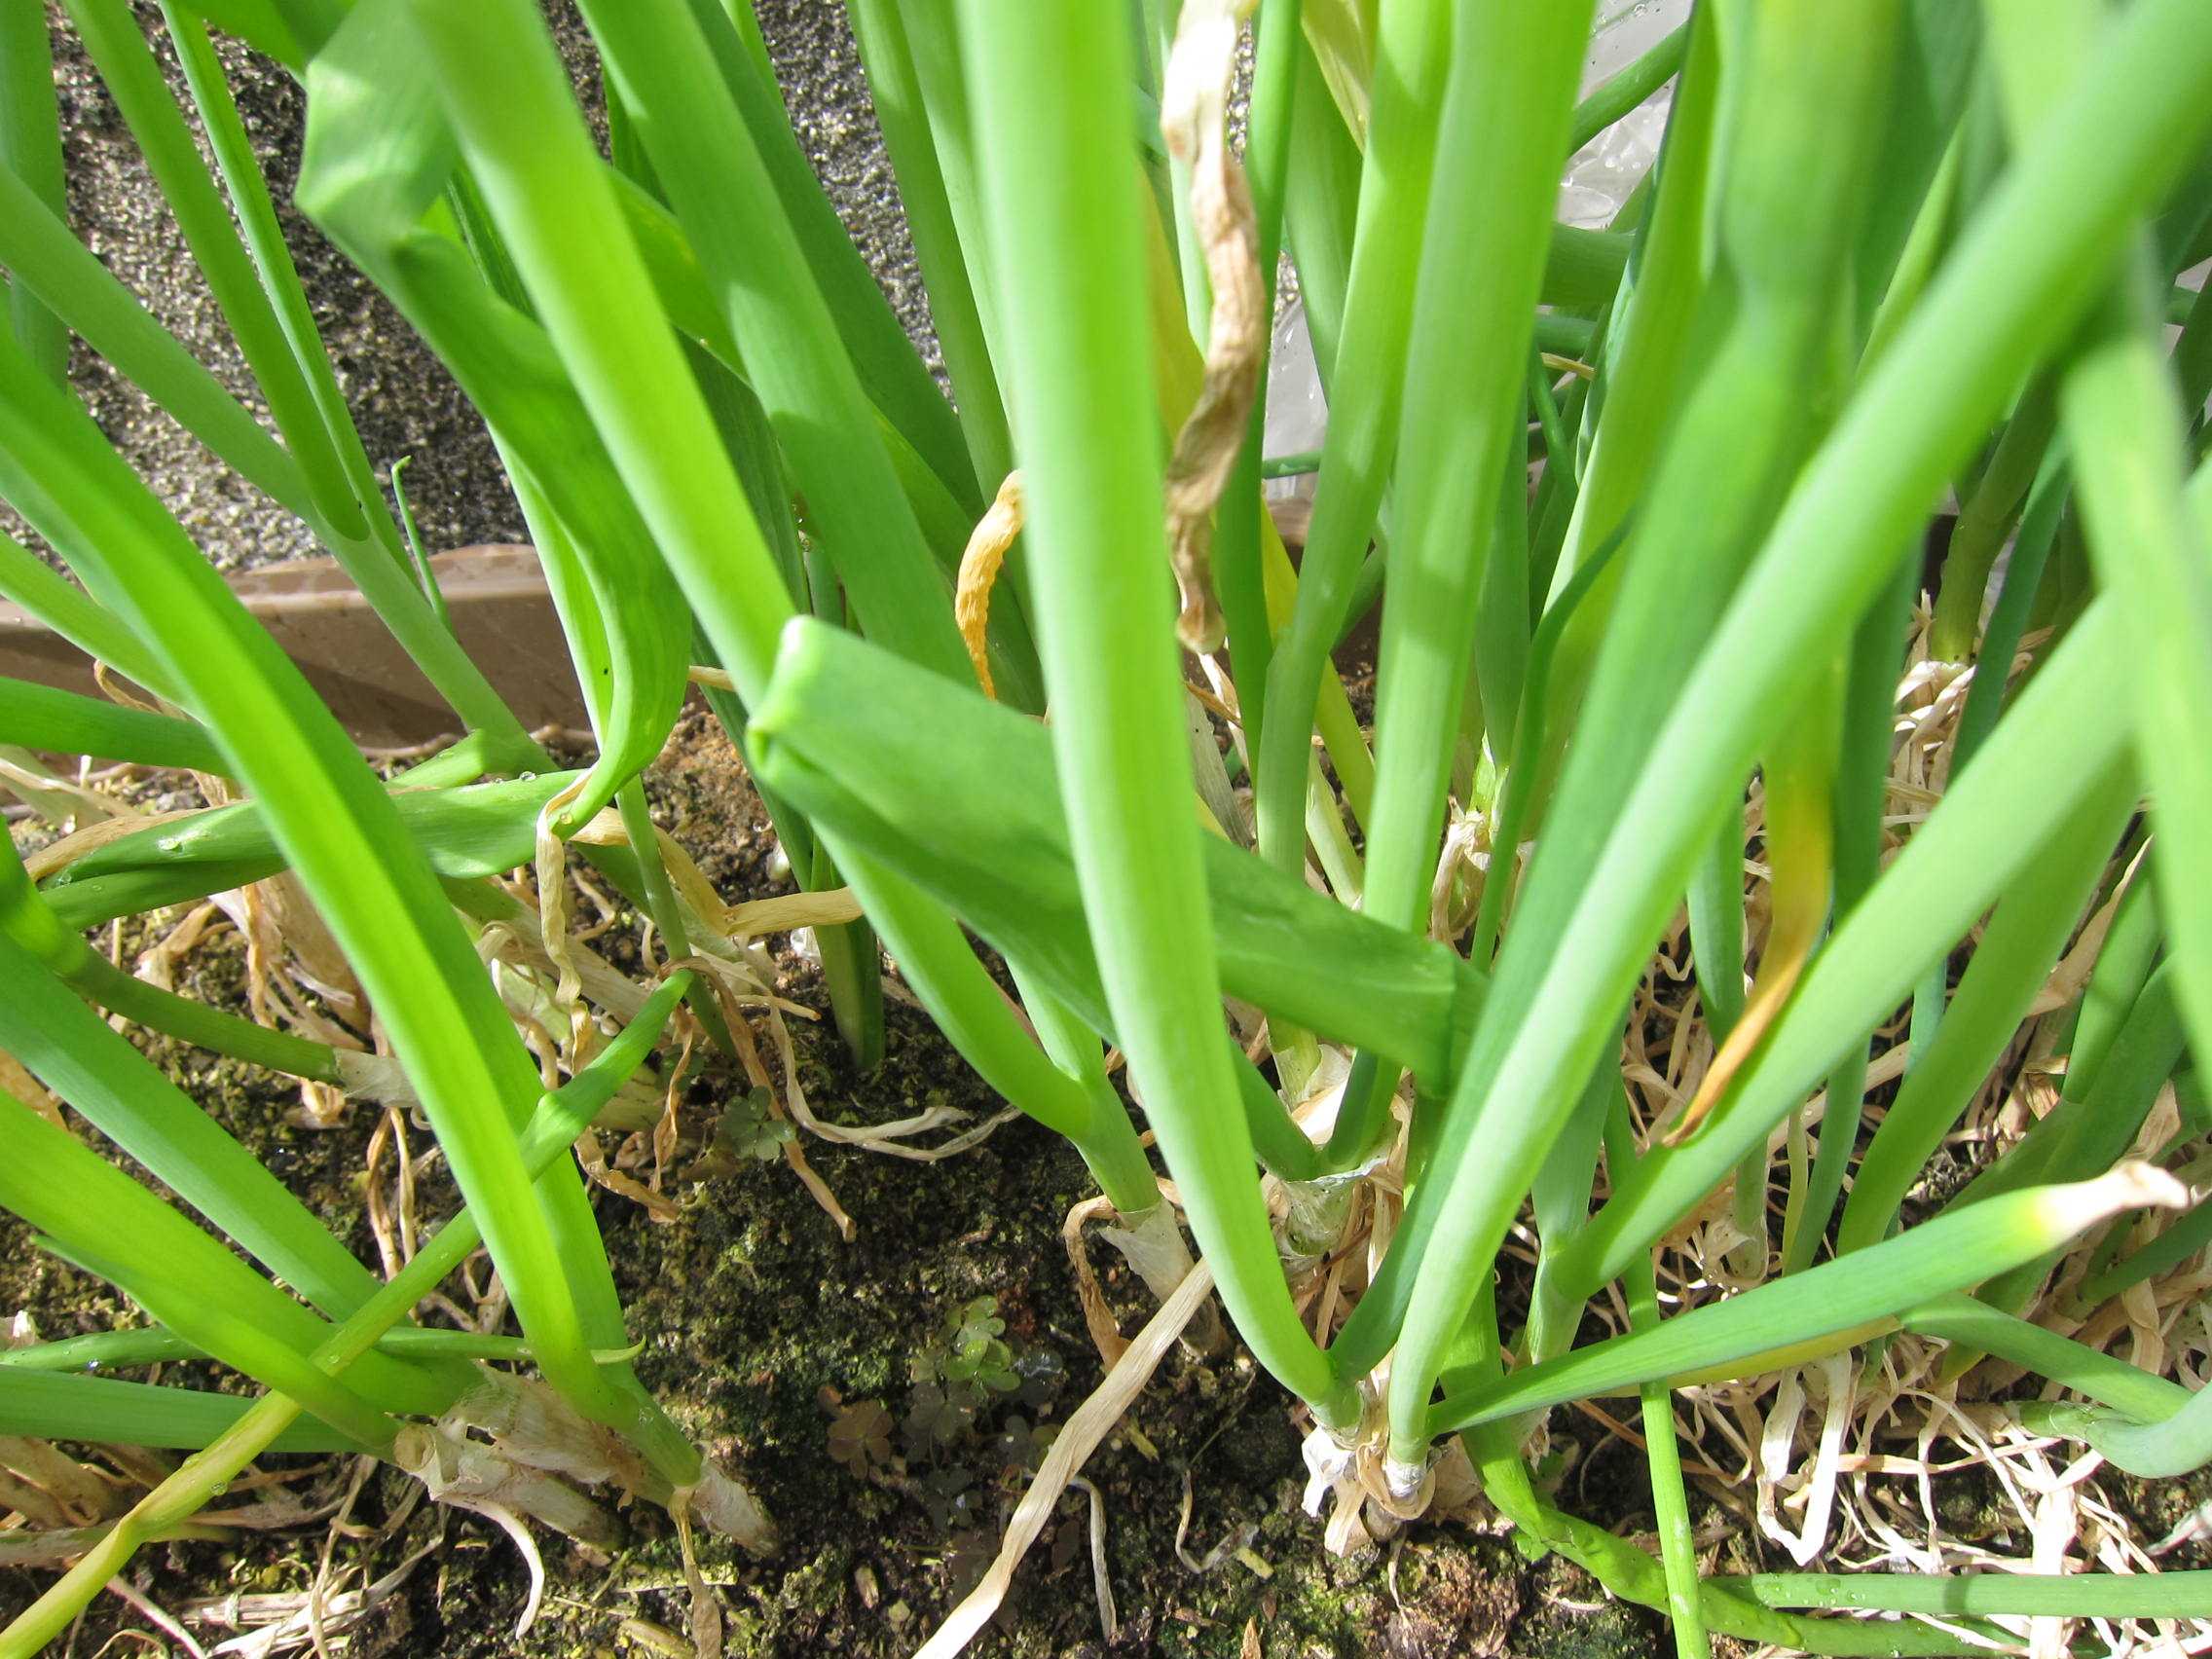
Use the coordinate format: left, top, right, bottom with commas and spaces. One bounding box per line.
298, 39, 691, 830
953, 0, 1354, 1425
1951, 966, 2181, 1240
1434, 1166, 2178, 1435
1253, 0, 1451, 883
1834, 779, 2129, 1255
1900, 1293, 2189, 1421
66, 948, 346, 1086
0, 1369, 350, 1455
0, 932, 393, 1325
0, 1325, 634, 1375
2076, 1198, 2212, 1309
59, 0, 529, 753
1558, 626, 2141, 1300
1351, 14, 1596, 1279
43, 770, 587, 926
1279, 39, 1358, 389
0, 677, 222, 772
883, 0, 1006, 386
403, 0, 1112, 1217
842, 0, 1011, 489
0, 973, 696, 1657
1983, 0, 2212, 1083
1471, 1449, 1991, 1655
572, 0, 975, 689
1545, 4, 1719, 600
1333, 0, 2212, 1416
0, 168, 311, 520
1369, 1, 1901, 1456
0, 314, 695, 1485
674, 0, 977, 510
159, 1, 409, 568
1460, 521, 1630, 973
1736, 1569, 2212, 1622
0, 1089, 427, 1445
0, 0, 68, 387
1952, 450, 2069, 763
687, 640, 884, 1069
749, 620, 1479, 1089
1205, 0, 1303, 759
0, 530, 181, 707
1626, 1248, 1712, 1659
1930, 378, 2057, 660
1568, 19, 1686, 154
1782, 550, 1919, 1275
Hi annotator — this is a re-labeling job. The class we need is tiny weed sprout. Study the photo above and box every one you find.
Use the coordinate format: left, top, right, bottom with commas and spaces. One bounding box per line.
1, 0, 2211, 1652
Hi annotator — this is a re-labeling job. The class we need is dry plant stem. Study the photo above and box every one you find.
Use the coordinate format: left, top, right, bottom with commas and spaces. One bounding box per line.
395, 1417, 615, 1544
913, 1262, 1216, 1659
1065, 1192, 1225, 1363
1103, 1196, 1223, 1353
1063, 1195, 1134, 1366
1159, 0, 1264, 652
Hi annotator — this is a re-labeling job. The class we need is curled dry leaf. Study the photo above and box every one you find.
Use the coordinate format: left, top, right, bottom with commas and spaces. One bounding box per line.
1062, 1194, 1132, 1367
955, 472, 1025, 699
1160, 0, 1263, 652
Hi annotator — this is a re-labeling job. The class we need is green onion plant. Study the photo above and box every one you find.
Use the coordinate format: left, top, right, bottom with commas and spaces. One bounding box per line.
3, 0, 2212, 1649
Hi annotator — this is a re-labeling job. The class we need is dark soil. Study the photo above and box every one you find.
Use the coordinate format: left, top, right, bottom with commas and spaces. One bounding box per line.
0, 721, 1677, 1659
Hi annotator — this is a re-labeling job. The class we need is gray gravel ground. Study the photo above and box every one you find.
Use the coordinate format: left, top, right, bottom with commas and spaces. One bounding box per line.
9, 0, 933, 571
